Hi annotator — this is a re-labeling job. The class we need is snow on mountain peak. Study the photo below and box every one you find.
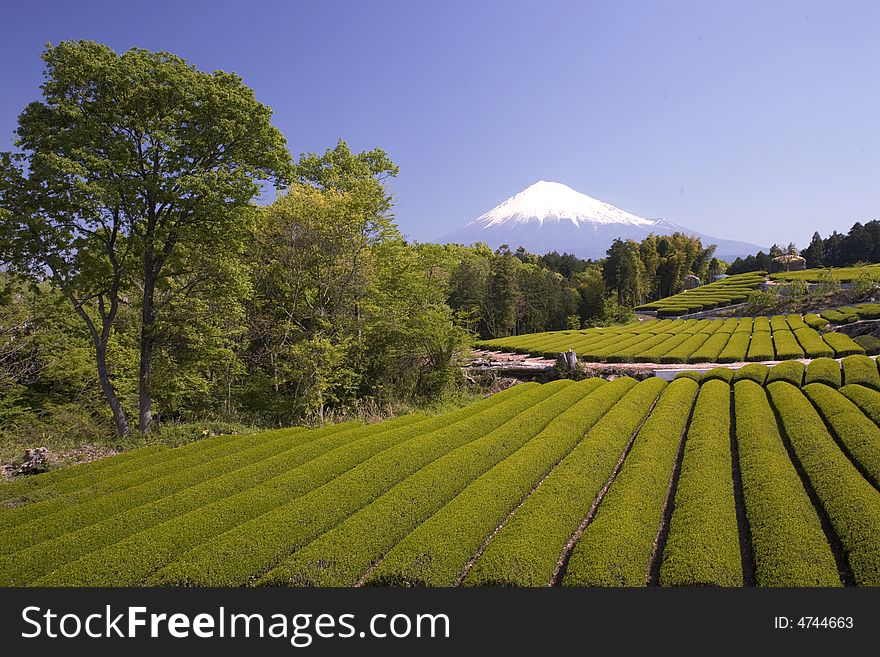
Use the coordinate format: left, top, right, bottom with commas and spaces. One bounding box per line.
474, 180, 655, 229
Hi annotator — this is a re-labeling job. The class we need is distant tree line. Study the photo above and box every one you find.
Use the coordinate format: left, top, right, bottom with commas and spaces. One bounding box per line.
728, 220, 880, 274
448, 232, 717, 339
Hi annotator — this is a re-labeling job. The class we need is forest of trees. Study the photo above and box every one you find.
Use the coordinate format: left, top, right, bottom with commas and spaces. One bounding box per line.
727, 221, 880, 274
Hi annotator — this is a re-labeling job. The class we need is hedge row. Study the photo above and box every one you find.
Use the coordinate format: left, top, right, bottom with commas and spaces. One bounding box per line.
802, 384, 880, 489
804, 314, 829, 330
30, 384, 542, 586
853, 335, 880, 355
0, 413, 430, 585
462, 378, 668, 586
733, 381, 840, 585
822, 332, 866, 357
481, 315, 854, 364
841, 354, 880, 389
718, 333, 750, 363
688, 332, 730, 362
794, 327, 834, 358
0, 425, 320, 545
839, 384, 880, 425
746, 331, 774, 362
562, 378, 699, 586
359, 379, 638, 587
659, 380, 743, 586
0, 425, 325, 548
0, 429, 298, 517
805, 358, 842, 388
658, 332, 710, 364
256, 380, 605, 587
772, 330, 805, 360
140, 382, 571, 588
732, 364, 769, 385
0, 445, 167, 506
767, 382, 880, 585
765, 360, 805, 386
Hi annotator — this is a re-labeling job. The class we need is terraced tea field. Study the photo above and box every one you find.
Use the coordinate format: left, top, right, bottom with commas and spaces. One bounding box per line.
477, 316, 864, 363
635, 272, 766, 316
2, 360, 879, 587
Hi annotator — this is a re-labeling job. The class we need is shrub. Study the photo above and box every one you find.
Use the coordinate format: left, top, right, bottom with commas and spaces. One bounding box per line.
804, 314, 828, 330
718, 333, 750, 363
674, 371, 704, 382
823, 332, 867, 357
841, 355, 880, 389
772, 330, 805, 360
804, 358, 841, 388
660, 333, 710, 364
462, 378, 667, 586
32, 383, 546, 586
765, 361, 805, 386
258, 379, 611, 587
688, 333, 732, 363
793, 327, 835, 358
733, 381, 839, 586
803, 384, 880, 489
746, 332, 774, 362
0, 414, 424, 585
853, 335, 880, 356
562, 379, 699, 586
656, 306, 692, 317
839, 384, 880, 425
360, 379, 643, 587
659, 380, 742, 586
702, 367, 735, 383
767, 382, 880, 585
732, 363, 769, 385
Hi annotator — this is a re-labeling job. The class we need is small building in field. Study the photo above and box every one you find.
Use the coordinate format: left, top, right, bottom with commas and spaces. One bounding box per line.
770, 254, 806, 273
682, 274, 701, 290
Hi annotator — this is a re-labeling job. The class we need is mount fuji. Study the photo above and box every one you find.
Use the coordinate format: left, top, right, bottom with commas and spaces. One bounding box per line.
437, 181, 764, 260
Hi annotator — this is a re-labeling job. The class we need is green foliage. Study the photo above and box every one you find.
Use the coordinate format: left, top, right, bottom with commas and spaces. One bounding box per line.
564, 378, 698, 586
803, 313, 829, 330
793, 327, 834, 358
767, 382, 880, 585
463, 378, 664, 586
822, 332, 867, 357
0, 40, 292, 436
746, 331, 774, 362
802, 384, 880, 489
262, 380, 598, 586
34, 385, 533, 585
733, 381, 840, 585
840, 354, 880, 389
838, 384, 880, 425
765, 360, 805, 386
363, 379, 616, 586
732, 363, 769, 385
804, 358, 842, 388
146, 383, 551, 586
660, 380, 742, 586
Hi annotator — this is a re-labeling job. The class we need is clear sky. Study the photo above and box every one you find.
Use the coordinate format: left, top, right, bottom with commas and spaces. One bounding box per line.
1, 0, 877, 251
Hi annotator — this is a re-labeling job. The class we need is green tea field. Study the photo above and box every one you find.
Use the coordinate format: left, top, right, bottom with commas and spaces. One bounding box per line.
477, 316, 864, 363
2, 360, 879, 587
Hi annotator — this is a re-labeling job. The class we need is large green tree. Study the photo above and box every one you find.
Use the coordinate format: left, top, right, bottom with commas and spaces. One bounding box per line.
0, 41, 291, 435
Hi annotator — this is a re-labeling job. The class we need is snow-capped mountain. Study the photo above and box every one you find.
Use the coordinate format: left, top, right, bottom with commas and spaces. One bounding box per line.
437, 181, 764, 260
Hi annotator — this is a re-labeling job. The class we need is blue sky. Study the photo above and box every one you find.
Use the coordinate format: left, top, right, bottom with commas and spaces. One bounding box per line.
1, 0, 878, 251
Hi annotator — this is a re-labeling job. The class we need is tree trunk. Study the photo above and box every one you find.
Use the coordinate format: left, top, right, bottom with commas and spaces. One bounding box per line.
139, 264, 156, 433
96, 341, 131, 437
